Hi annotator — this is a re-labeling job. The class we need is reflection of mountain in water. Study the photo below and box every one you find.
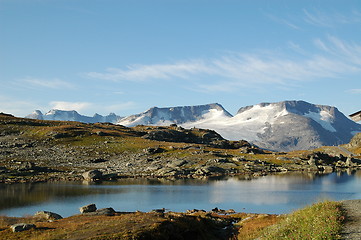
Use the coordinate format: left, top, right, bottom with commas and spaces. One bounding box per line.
210, 171, 360, 206
322, 171, 360, 184
0, 182, 126, 212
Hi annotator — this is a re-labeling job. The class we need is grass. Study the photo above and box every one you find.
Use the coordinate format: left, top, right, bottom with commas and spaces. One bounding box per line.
235, 214, 281, 240
258, 200, 344, 240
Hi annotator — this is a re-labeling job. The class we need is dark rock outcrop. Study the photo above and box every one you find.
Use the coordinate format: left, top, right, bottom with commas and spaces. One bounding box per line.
10, 223, 36, 232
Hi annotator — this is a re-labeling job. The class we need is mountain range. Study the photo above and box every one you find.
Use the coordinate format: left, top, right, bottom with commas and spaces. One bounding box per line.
26, 101, 361, 152
26, 109, 123, 124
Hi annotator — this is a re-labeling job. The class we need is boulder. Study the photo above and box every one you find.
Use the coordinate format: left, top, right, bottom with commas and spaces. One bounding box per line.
166, 159, 187, 168
151, 208, 165, 213
345, 157, 355, 167
336, 160, 346, 168
10, 223, 36, 232
143, 147, 164, 154
308, 156, 317, 166
80, 204, 97, 213
82, 170, 103, 181
195, 166, 225, 176
319, 165, 334, 173
35, 211, 63, 220
82, 208, 116, 216
95, 207, 116, 216
156, 167, 181, 177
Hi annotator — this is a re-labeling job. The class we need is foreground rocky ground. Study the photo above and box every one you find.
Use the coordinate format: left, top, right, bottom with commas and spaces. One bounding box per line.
0, 113, 361, 184
0, 203, 278, 240
1, 200, 352, 240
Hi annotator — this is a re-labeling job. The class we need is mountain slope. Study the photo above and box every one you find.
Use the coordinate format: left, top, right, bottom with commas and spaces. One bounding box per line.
117, 103, 232, 127
213, 101, 361, 151
26, 109, 123, 124
118, 101, 361, 152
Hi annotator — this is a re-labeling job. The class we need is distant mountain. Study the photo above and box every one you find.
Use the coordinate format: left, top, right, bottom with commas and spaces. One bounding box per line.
25, 101, 361, 151
117, 103, 232, 126
26, 109, 123, 124
117, 101, 361, 152
230, 101, 361, 151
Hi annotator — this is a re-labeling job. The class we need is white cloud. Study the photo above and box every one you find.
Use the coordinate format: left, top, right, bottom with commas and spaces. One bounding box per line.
348, 89, 361, 94
47, 101, 136, 116
0, 95, 39, 117
86, 60, 211, 82
22, 77, 75, 89
86, 37, 361, 93
303, 9, 361, 27
303, 9, 333, 27
266, 14, 301, 30
49, 101, 92, 112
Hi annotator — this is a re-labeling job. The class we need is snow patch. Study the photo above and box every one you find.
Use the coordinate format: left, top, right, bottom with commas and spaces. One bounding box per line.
303, 110, 336, 132
182, 103, 289, 141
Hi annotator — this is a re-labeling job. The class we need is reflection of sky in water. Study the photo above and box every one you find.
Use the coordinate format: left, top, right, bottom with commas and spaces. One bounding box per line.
1, 171, 361, 217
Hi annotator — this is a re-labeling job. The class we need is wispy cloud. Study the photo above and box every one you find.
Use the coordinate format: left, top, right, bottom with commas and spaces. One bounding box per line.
0, 95, 39, 117
86, 37, 361, 93
47, 101, 136, 115
86, 60, 211, 82
316, 36, 361, 66
22, 77, 75, 89
347, 89, 361, 94
304, 9, 361, 27
266, 14, 301, 30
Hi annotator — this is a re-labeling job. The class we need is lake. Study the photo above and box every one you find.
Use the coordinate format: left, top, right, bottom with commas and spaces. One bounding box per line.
1, 170, 360, 217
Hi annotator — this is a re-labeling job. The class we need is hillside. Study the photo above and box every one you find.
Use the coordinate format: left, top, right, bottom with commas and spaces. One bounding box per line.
1, 113, 361, 184
344, 132, 361, 155
117, 103, 232, 126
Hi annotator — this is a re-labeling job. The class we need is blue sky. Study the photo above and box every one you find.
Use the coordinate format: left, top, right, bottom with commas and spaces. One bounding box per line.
1, 0, 361, 117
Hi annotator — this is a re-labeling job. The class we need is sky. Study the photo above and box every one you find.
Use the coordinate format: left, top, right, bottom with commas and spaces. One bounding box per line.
1, 0, 361, 117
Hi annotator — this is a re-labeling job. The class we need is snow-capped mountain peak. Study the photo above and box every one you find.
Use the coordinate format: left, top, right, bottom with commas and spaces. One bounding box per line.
25, 101, 361, 151
26, 110, 44, 120
26, 109, 123, 124
117, 103, 232, 127
117, 100, 361, 151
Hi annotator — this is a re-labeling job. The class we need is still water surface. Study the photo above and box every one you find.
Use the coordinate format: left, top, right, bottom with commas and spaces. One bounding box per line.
1, 171, 360, 217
